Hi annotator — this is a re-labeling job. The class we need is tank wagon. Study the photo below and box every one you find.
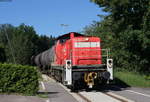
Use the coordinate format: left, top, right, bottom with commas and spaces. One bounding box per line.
33, 32, 113, 90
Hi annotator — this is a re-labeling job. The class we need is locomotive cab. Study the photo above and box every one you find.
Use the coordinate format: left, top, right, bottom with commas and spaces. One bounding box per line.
72, 36, 102, 65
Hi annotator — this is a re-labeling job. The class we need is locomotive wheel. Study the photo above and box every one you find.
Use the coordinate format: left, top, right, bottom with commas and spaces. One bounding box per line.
70, 81, 79, 92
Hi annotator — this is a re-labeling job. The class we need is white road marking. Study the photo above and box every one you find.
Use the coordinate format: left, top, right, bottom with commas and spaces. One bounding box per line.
126, 90, 150, 98
41, 81, 46, 90
46, 99, 50, 102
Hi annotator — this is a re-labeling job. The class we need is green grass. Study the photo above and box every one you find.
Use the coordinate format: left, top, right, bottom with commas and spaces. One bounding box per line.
114, 71, 150, 87
36, 92, 49, 98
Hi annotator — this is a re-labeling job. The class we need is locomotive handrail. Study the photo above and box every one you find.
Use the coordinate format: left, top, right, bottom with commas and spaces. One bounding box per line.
101, 49, 110, 59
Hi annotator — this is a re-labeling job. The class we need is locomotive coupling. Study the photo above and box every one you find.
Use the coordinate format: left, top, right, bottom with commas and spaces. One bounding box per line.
84, 72, 97, 88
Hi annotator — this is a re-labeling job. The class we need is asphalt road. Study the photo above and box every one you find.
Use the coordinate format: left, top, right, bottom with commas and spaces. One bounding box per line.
104, 85, 150, 102
0, 95, 45, 102
43, 81, 78, 102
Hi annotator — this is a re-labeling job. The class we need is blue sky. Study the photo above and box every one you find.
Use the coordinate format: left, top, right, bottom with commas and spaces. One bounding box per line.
0, 0, 105, 37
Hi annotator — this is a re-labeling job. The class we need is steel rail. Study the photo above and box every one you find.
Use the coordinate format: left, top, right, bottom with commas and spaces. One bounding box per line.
75, 91, 129, 102
103, 92, 128, 102
76, 92, 92, 102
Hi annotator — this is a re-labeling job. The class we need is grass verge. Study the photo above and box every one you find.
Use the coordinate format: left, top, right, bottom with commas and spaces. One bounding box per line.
114, 71, 150, 87
36, 92, 49, 98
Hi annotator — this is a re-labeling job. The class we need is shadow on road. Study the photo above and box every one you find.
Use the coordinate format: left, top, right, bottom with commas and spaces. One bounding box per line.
114, 78, 130, 87
37, 91, 59, 98
37, 91, 59, 95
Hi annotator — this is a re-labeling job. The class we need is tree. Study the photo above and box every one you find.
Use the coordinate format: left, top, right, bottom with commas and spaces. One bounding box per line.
0, 23, 55, 65
7, 24, 41, 65
37, 35, 55, 53
0, 44, 6, 62
0, 24, 15, 63
85, 0, 150, 74
0, 24, 14, 46
91, 0, 150, 30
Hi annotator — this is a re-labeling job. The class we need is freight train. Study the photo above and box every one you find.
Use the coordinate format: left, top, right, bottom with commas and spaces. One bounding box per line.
32, 32, 113, 90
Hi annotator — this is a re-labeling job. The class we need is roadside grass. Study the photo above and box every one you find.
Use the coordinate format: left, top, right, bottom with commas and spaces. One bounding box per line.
114, 71, 150, 87
37, 72, 49, 98
36, 92, 49, 98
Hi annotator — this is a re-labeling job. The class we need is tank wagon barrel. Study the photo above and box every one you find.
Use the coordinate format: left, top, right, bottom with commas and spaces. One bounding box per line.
40, 47, 54, 66
32, 46, 54, 71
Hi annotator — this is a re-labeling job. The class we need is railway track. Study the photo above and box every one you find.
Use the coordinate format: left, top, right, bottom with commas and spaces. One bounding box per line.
75, 91, 132, 102
76, 93, 92, 102
42, 74, 133, 102
59, 82, 132, 102
104, 92, 129, 102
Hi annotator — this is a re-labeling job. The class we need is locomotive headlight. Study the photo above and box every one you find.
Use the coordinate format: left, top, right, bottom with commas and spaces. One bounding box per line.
66, 60, 71, 69
65, 60, 72, 85
107, 59, 113, 80
67, 61, 71, 65
107, 59, 113, 68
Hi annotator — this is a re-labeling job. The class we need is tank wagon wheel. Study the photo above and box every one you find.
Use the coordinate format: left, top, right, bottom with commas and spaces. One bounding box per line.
71, 80, 86, 92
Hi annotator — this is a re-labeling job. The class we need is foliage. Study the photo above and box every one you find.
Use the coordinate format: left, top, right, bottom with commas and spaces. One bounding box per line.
91, 0, 150, 30
38, 35, 55, 53
0, 44, 6, 62
114, 71, 150, 87
0, 24, 55, 65
0, 63, 39, 95
7, 24, 38, 64
85, 0, 150, 74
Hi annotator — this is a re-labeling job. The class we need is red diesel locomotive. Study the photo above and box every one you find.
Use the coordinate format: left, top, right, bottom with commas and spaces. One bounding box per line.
32, 32, 113, 90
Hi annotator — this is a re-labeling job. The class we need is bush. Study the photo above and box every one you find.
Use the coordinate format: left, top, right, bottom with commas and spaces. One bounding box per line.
0, 63, 39, 95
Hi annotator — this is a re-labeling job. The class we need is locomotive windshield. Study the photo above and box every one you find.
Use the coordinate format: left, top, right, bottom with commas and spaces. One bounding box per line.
59, 36, 70, 44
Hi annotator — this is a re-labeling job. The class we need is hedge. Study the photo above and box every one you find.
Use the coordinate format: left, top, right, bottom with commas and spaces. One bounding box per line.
0, 63, 39, 95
